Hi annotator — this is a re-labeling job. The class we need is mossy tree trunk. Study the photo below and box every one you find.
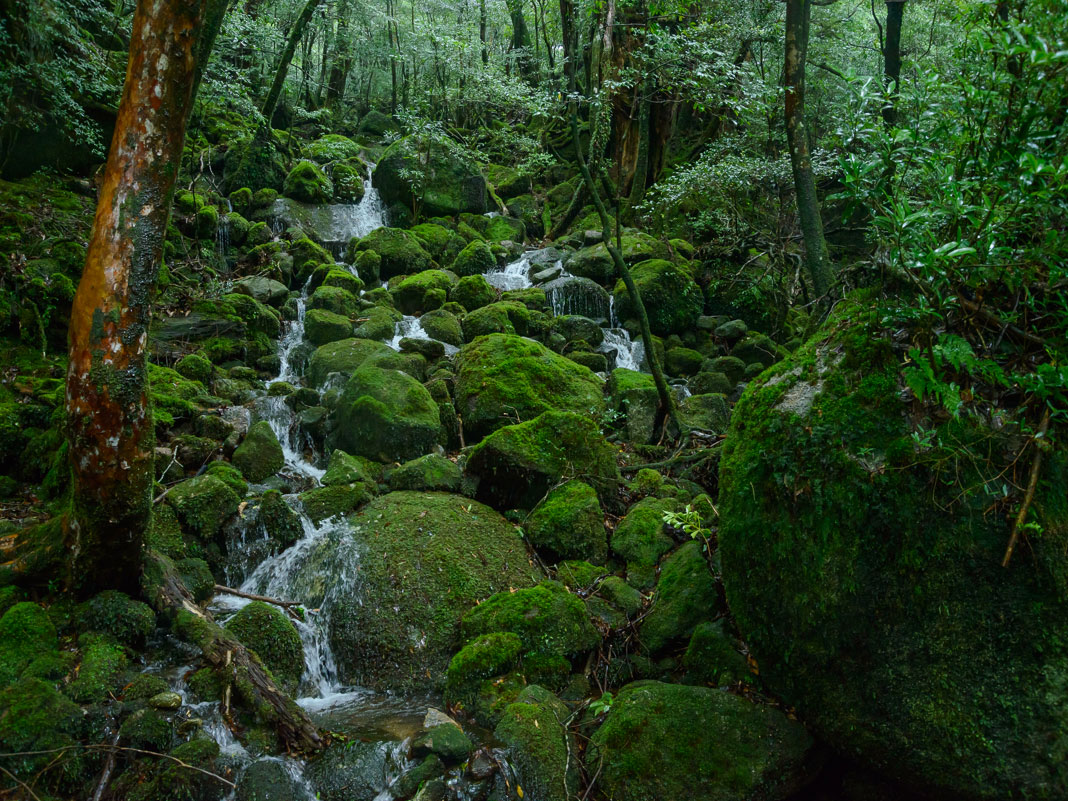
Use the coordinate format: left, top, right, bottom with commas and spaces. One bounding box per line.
882, 0, 906, 127
262, 0, 324, 124
784, 0, 833, 300
66, 0, 217, 596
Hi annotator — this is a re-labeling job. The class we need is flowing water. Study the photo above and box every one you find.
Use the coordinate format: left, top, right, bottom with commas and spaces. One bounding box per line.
157, 168, 652, 797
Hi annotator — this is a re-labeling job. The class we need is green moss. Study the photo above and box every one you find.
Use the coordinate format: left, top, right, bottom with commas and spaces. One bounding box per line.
612, 259, 703, 336
297, 483, 371, 524
450, 239, 496, 277
556, 561, 609, 588
321, 448, 382, 486
125, 673, 170, 701
525, 480, 607, 563
203, 460, 249, 497
638, 541, 719, 653
74, 591, 155, 646
349, 227, 436, 279
224, 602, 304, 694
388, 453, 462, 492
0, 602, 58, 689
176, 353, 213, 384
449, 273, 497, 311
309, 284, 359, 318
167, 474, 242, 540
324, 492, 540, 692
0, 678, 85, 791
353, 305, 401, 341
65, 638, 128, 703
119, 706, 174, 750
682, 621, 751, 687
418, 308, 463, 346
718, 296, 1068, 798
445, 632, 523, 711
305, 308, 353, 346
283, 160, 334, 203
587, 682, 814, 801
411, 222, 465, 263
320, 267, 364, 295
466, 410, 620, 510
391, 269, 458, 315
330, 366, 442, 463
373, 136, 487, 217
306, 134, 362, 163
332, 161, 367, 202
306, 337, 393, 387
454, 334, 606, 442
611, 497, 679, 589
461, 580, 599, 661
494, 690, 579, 801
127, 738, 221, 801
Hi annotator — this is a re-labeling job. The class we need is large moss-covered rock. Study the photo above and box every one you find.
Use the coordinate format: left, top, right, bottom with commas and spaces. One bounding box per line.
283, 160, 333, 203
587, 682, 815, 801
418, 308, 462, 346
611, 497, 679, 589
353, 305, 402, 341
167, 474, 242, 540
373, 137, 487, 216
411, 222, 466, 263
224, 601, 304, 694
0, 603, 57, 689
232, 420, 285, 483
388, 453, 462, 492
449, 239, 495, 277
612, 259, 703, 336
465, 411, 619, 510
455, 334, 605, 441
330, 366, 442, 462
308, 285, 359, 318
449, 274, 497, 311
391, 269, 457, 314
639, 541, 719, 653
305, 308, 354, 345
494, 686, 580, 801
349, 227, 435, 279
0, 678, 85, 791
568, 233, 671, 285
719, 298, 1068, 800
606, 369, 658, 444
302, 492, 540, 691
74, 591, 155, 647
461, 580, 599, 660
525, 480, 606, 563
306, 338, 393, 386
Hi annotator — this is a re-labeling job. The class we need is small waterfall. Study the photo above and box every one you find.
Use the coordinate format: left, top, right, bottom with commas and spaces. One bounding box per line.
600, 328, 645, 372
543, 275, 610, 320
485, 253, 534, 291
387, 315, 459, 356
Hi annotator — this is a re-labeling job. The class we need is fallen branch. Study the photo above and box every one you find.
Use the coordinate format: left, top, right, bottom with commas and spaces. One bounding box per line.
213, 584, 303, 613
146, 553, 323, 753
1002, 408, 1051, 568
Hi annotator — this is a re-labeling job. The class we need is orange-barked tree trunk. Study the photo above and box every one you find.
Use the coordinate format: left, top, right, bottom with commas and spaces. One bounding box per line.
66, 0, 214, 596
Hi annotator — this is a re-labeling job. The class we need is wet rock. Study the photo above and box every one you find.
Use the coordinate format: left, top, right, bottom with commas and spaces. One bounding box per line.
494, 685, 579, 801
232, 420, 285, 483
411, 724, 472, 763
224, 602, 304, 695
524, 480, 607, 563
639, 541, 721, 654
148, 690, 183, 710
388, 454, 462, 493
236, 759, 306, 801
612, 259, 703, 337
611, 497, 680, 589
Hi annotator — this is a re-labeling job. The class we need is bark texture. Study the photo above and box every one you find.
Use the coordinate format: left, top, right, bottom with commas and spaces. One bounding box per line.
262, 0, 324, 123
66, 0, 210, 596
784, 0, 833, 299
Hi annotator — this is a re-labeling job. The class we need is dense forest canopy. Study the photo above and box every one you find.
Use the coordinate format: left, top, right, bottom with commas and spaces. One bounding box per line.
0, 0, 1066, 799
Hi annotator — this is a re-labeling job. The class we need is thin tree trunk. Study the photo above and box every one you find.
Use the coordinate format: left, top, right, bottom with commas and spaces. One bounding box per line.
507, 0, 534, 81
562, 18, 679, 432
784, 0, 833, 299
190, 0, 231, 104
480, 0, 488, 65
627, 90, 651, 207
882, 0, 905, 127
66, 0, 215, 596
328, 0, 353, 104
262, 0, 324, 123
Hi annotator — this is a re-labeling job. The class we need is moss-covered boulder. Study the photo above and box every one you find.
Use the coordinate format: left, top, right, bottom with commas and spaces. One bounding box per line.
679, 392, 731, 434
0, 603, 58, 689
444, 632, 523, 715
330, 366, 443, 463
233, 276, 289, 307
639, 541, 719, 653
411, 222, 466, 263
232, 420, 285, 483
718, 301, 1068, 800
466, 410, 620, 510
321, 449, 381, 486
167, 474, 242, 540
308, 285, 359, 318
460, 301, 533, 341
388, 453, 462, 492
373, 137, 488, 216
224, 601, 304, 694
449, 239, 495, 277
461, 580, 599, 661
683, 621, 751, 687
282, 160, 333, 203
606, 368, 658, 444
568, 233, 671, 285
66, 637, 128, 703
391, 269, 457, 314
295, 492, 541, 691
0, 678, 85, 792
349, 227, 436, 279
450, 274, 497, 311
611, 497, 679, 589
306, 338, 393, 386
305, 307, 354, 345
306, 134, 362, 163
494, 686, 580, 801
353, 305, 402, 341
298, 483, 372, 524
455, 334, 605, 441
74, 591, 155, 647
418, 308, 462, 346
525, 480, 606, 563
587, 682, 815, 801
612, 259, 702, 336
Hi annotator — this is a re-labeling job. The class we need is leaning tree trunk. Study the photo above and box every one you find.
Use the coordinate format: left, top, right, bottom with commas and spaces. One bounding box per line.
66, 0, 214, 596
784, 0, 833, 300
262, 0, 324, 123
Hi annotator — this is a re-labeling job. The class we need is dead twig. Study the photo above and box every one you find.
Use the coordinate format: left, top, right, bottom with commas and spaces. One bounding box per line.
1002, 408, 1051, 567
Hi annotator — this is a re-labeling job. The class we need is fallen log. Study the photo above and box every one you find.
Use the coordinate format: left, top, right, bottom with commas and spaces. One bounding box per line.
144, 552, 323, 753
